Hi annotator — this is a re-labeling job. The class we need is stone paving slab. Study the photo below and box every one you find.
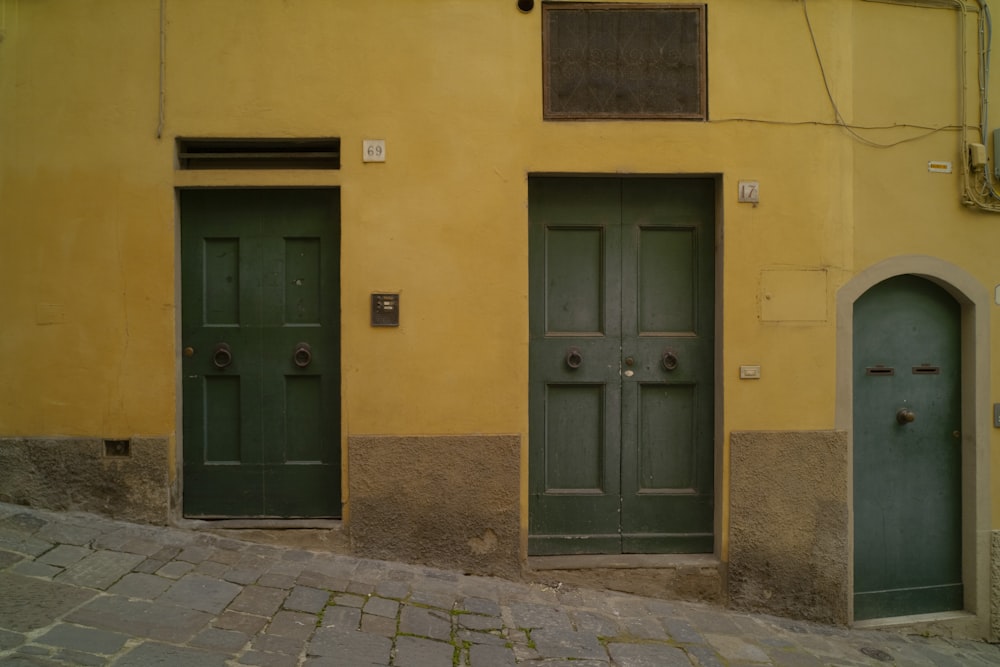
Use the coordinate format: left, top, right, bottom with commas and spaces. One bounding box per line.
115, 641, 229, 667
106, 571, 172, 599
55, 551, 144, 590
284, 585, 330, 614
0, 573, 97, 632
1, 502, 1000, 667
35, 624, 129, 655
65, 596, 214, 644
158, 573, 242, 614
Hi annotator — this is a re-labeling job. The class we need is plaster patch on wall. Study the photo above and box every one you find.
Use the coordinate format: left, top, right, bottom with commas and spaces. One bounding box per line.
35, 303, 66, 325
760, 269, 828, 322
468, 528, 498, 556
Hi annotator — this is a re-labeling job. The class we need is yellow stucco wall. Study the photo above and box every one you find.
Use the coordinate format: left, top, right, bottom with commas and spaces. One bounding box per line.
2, 0, 999, 545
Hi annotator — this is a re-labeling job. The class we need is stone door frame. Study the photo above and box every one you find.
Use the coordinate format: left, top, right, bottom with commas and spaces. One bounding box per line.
835, 255, 991, 639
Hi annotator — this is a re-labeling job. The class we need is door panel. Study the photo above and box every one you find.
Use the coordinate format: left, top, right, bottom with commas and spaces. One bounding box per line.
529, 176, 714, 555
182, 189, 341, 518
545, 228, 606, 333
853, 274, 962, 620
203, 238, 241, 324
638, 383, 695, 491
638, 228, 695, 333
529, 178, 622, 554
620, 178, 714, 552
544, 384, 606, 491
203, 376, 242, 462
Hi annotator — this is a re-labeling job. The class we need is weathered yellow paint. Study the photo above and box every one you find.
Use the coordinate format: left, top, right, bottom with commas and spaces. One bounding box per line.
2, 1, 1000, 561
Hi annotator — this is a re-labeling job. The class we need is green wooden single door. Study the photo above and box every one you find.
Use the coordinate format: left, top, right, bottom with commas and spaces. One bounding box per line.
529, 177, 715, 555
853, 274, 962, 620
181, 189, 341, 518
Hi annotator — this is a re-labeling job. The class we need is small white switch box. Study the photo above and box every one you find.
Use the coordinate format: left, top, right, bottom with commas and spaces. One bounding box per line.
363, 139, 386, 163
739, 365, 761, 379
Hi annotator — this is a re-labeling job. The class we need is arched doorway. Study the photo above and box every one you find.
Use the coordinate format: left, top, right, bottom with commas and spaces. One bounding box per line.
853, 275, 961, 620
835, 256, 990, 637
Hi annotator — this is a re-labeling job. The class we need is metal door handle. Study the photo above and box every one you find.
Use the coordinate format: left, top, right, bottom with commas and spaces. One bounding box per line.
212, 343, 233, 369
662, 349, 679, 371
896, 408, 916, 425
566, 347, 583, 369
294, 342, 312, 368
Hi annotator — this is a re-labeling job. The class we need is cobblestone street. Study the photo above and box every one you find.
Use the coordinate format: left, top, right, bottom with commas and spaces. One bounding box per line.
0, 502, 997, 666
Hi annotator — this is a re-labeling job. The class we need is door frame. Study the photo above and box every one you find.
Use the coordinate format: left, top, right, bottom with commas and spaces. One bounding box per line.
172, 185, 344, 523
836, 256, 991, 637
525, 172, 725, 559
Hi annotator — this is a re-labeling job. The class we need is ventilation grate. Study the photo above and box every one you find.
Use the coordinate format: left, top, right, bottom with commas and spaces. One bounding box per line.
177, 138, 340, 170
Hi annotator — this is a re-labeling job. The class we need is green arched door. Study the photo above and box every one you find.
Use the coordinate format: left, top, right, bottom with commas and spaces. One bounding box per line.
853, 274, 962, 620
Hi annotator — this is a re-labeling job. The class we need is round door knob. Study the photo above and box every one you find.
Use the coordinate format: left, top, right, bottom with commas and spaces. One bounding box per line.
896, 408, 916, 425
662, 349, 679, 371
294, 343, 312, 368
212, 343, 233, 369
183, 346, 195, 358
566, 347, 583, 369
625, 356, 635, 367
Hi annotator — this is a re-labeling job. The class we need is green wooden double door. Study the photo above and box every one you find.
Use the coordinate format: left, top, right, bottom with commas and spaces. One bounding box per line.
181, 189, 341, 518
853, 275, 962, 620
529, 177, 715, 555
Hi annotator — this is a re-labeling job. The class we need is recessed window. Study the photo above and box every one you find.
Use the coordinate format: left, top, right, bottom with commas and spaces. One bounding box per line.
543, 3, 707, 120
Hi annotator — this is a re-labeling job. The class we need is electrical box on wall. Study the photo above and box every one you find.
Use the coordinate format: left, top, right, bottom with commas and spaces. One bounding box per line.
371, 293, 399, 327
969, 143, 987, 168
993, 129, 1000, 179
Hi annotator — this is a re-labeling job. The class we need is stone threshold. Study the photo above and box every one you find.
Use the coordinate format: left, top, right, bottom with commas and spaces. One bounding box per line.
525, 554, 725, 604
854, 610, 972, 628
853, 610, 990, 641
173, 518, 349, 552
528, 553, 719, 571
177, 518, 343, 530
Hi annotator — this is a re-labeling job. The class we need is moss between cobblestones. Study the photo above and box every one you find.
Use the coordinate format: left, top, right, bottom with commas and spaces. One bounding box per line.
324, 587, 518, 666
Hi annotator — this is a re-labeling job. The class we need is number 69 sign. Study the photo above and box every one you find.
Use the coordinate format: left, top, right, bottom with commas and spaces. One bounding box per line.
363, 139, 386, 163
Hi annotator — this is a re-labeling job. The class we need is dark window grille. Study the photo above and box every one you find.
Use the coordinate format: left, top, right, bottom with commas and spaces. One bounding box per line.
177, 138, 340, 170
543, 3, 707, 120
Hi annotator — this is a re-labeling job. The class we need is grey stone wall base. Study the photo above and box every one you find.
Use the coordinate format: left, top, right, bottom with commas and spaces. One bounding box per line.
992, 531, 1000, 642
0, 437, 169, 525
348, 434, 520, 578
728, 430, 849, 625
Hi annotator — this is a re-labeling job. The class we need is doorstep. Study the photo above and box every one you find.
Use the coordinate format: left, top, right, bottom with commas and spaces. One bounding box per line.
525, 553, 725, 604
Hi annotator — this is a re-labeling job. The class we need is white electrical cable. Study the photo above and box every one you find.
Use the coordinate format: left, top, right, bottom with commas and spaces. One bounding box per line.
962, 0, 1000, 208
802, 0, 964, 148
855, 1, 1000, 210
